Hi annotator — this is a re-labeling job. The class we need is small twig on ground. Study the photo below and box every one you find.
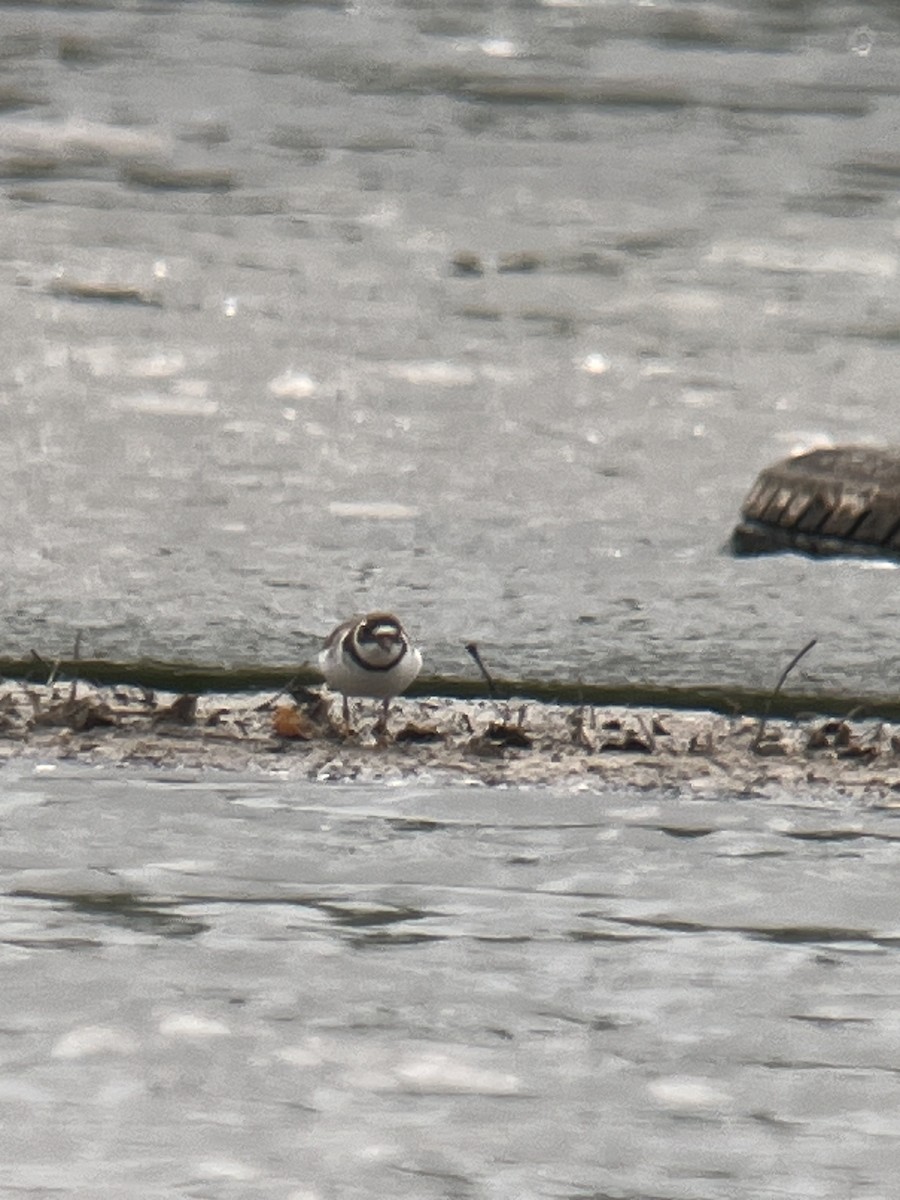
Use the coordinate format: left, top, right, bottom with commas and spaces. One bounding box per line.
636, 713, 657, 754
30, 649, 60, 689
569, 706, 593, 749
254, 673, 323, 713
465, 642, 495, 697
255, 674, 299, 712
751, 637, 817, 753
865, 722, 884, 746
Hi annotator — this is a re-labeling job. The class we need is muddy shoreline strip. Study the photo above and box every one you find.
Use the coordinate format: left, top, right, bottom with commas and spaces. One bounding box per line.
3, 679, 900, 798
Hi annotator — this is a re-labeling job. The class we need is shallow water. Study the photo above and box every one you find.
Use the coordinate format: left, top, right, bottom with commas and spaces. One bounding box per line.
0, 2, 899, 695
3, 763, 900, 1197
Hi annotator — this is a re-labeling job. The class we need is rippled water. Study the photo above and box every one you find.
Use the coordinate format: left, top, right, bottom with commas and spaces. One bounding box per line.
1, 763, 899, 1197
0, 1, 899, 693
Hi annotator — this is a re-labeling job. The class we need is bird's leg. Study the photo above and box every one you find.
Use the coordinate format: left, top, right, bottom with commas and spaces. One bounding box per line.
373, 697, 390, 738
342, 694, 350, 725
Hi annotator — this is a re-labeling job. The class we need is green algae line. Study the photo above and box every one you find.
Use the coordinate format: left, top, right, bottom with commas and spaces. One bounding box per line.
1, 656, 900, 722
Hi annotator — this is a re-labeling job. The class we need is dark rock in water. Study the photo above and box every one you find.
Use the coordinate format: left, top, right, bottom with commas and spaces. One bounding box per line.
450, 251, 484, 277
731, 445, 900, 560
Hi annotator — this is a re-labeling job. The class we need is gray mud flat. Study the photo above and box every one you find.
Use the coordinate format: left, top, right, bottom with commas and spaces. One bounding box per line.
4, 680, 900, 799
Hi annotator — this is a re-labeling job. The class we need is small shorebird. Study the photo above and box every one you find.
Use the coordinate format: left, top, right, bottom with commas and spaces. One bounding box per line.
319, 612, 422, 728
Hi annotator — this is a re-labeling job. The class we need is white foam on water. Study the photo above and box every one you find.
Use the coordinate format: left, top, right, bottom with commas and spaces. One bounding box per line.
158, 1013, 231, 1040
580, 352, 610, 375
126, 352, 187, 379
0, 116, 168, 159
51, 1024, 138, 1059
328, 501, 419, 520
707, 240, 897, 278
114, 393, 219, 417
194, 1159, 259, 1182
268, 370, 317, 399
387, 361, 476, 386
647, 1074, 731, 1112
392, 1051, 523, 1096
480, 38, 519, 58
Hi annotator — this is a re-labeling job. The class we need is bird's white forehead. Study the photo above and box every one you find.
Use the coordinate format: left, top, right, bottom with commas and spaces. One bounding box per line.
367, 621, 399, 636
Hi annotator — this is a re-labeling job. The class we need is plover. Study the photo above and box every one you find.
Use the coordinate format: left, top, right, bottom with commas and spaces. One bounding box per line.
319, 611, 422, 728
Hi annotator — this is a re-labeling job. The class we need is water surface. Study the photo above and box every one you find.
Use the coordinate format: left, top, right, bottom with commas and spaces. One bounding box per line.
3, 764, 900, 1197
0, 2, 899, 694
